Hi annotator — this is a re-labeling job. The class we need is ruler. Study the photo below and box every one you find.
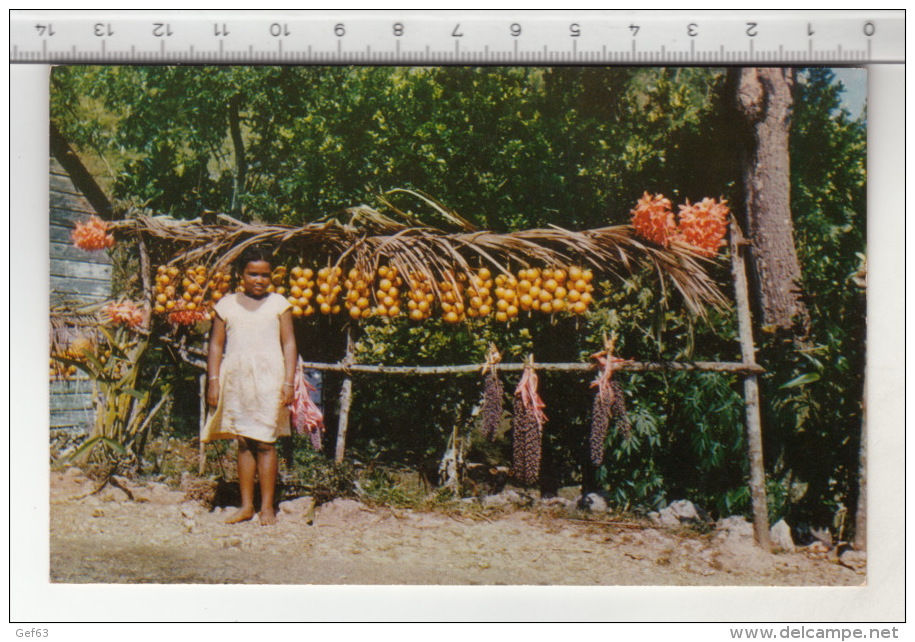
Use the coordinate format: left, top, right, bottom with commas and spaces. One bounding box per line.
10, 10, 904, 65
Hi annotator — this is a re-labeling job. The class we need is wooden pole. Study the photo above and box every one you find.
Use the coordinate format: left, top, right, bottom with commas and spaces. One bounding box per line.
334, 330, 355, 464
295, 360, 763, 375
198, 373, 206, 476
729, 219, 771, 551
162, 338, 764, 376
855, 369, 867, 551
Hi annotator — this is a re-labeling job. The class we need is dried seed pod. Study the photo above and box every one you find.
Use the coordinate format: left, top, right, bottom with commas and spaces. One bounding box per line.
512, 394, 541, 485
511, 361, 546, 485
609, 379, 632, 440
589, 387, 613, 466
481, 371, 504, 440
589, 338, 632, 465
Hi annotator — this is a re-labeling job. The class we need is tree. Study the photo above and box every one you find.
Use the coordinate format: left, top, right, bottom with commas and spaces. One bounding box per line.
733, 67, 810, 339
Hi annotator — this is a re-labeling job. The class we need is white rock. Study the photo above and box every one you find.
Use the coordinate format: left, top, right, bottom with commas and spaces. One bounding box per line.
656, 507, 681, 528
769, 519, 795, 552
581, 493, 609, 513
839, 549, 866, 571
668, 499, 700, 520
716, 515, 755, 538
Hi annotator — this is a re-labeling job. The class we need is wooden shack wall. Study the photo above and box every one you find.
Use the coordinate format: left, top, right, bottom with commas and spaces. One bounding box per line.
50, 156, 112, 429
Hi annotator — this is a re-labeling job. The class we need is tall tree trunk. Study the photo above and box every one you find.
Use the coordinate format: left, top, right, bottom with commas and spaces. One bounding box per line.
733, 68, 810, 339
228, 94, 247, 220
855, 369, 867, 551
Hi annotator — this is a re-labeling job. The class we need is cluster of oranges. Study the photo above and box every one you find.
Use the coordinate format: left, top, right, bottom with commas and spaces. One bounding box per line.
406, 272, 435, 321
286, 265, 317, 316
152, 264, 231, 325
368, 266, 402, 318
503, 266, 595, 318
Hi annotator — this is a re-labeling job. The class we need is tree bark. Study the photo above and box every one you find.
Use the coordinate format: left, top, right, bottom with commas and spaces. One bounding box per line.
228, 94, 247, 220
734, 68, 810, 339
855, 370, 867, 551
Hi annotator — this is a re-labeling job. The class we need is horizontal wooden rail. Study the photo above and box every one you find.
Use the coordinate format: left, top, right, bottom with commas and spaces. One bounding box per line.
160, 336, 763, 375
298, 360, 764, 375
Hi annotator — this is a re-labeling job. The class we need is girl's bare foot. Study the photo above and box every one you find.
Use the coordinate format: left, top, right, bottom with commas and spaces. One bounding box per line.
225, 506, 256, 524
259, 508, 277, 526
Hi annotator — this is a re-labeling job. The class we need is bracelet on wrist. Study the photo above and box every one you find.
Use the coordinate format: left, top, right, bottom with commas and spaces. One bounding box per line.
282, 382, 294, 388
209, 376, 219, 381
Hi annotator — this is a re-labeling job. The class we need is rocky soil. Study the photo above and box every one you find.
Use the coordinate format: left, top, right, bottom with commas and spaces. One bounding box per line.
49, 468, 865, 586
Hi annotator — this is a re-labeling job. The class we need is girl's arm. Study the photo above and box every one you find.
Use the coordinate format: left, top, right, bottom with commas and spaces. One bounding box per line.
206, 315, 227, 408
279, 309, 297, 406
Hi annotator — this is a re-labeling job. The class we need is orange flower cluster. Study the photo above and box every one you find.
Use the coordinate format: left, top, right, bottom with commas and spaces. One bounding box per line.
167, 308, 210, 326
71, 215, 115, 251
103, 300, 146, 330
631, 193, 676, 247
631, 193, 730, 257
677, 198, 730, 257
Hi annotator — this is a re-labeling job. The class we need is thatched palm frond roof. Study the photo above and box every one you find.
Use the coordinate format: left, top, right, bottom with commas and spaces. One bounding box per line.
111, 204, 727, 316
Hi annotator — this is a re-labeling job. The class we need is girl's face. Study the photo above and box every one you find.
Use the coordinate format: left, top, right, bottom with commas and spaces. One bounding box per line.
240, 260, 272, 298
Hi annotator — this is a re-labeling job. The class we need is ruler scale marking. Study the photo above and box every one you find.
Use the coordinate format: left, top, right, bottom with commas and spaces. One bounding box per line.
9, 12, 904, 65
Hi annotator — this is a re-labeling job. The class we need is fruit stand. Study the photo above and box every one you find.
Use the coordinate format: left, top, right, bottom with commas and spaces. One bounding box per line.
54, 192, 772, 549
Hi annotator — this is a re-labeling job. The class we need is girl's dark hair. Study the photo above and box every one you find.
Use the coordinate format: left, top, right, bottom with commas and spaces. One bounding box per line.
234, 245, 274, 274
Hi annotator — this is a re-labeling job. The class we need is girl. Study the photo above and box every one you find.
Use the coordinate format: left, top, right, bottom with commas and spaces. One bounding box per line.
203, 246, 297, 525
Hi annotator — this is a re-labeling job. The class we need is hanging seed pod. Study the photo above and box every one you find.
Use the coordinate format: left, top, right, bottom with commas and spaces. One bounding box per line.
609, 379, 631, 439
589, 387, 613, 466
480, 344, 504, 440
511, 356, 547, 485
589, 335, 632, 466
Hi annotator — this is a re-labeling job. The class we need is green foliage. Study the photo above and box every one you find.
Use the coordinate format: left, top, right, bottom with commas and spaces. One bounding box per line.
54, 325, 171, 465
757, 68, 867, 529
50, 66, 866, 527
290, 443, 356, 497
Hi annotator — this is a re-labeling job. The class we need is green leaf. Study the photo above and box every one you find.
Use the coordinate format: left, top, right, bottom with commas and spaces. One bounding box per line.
68, 436, 101, 461
120, 388, 147, 401
100, 437, 128, 455
780, 373, 821, 389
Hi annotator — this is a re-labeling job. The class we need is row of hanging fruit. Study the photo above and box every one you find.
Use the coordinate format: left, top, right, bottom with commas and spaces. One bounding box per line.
143, 261, 597, 326
70, 192, 728, 328
479, 340, 631, 486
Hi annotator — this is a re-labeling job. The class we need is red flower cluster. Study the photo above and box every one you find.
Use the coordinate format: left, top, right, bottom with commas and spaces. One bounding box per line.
631, 192, 676, 247
677, 198, 731, 257
71, 216, 115, 251
167, 308, 211, 327
103, 300, 146, 330
630, 193, 730, 257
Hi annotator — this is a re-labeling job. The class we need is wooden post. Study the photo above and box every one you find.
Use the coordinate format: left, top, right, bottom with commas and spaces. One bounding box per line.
729, 219, 771, 551
198, 373, 206, 476
855, 369, 867, 551
334, 330, 355, 464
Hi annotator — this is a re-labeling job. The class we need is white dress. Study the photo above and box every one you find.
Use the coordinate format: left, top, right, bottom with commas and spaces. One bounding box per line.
202, 292, 291, 443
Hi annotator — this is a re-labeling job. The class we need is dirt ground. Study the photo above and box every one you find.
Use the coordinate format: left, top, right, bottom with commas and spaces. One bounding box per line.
49, 468, 865, 586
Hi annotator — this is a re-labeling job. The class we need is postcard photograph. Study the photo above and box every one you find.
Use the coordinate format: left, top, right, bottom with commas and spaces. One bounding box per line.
46, 64, 867, 588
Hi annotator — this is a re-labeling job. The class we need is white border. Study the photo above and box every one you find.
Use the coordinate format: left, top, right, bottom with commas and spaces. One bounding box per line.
9, 61, 905, 628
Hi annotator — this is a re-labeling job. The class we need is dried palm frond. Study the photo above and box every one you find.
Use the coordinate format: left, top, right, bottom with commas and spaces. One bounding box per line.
109, 193, 727, 317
